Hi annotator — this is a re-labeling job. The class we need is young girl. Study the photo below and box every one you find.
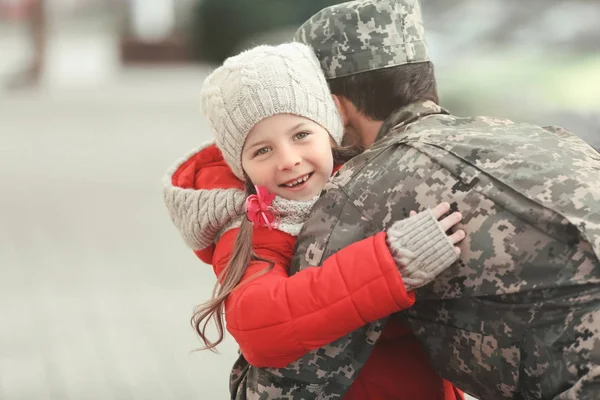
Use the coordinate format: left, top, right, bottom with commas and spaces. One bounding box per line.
164, 43, 465, 399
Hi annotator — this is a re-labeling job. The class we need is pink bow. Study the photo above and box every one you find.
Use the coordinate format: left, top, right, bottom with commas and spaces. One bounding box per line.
245, 186, 278, 229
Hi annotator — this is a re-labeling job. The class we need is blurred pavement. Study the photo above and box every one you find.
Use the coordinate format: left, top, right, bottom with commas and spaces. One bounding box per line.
1, 19, 243, 399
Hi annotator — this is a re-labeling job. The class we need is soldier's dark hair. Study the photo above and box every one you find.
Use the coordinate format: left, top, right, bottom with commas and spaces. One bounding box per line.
191, 142, 360, 352
327, 62, 439, 121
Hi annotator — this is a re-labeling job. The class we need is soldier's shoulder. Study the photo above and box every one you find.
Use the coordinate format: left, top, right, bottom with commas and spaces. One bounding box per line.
406, 113, 531, 133
401, 114, 586, 147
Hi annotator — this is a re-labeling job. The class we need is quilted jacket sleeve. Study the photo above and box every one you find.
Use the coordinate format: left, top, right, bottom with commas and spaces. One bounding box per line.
213, 229, 415, 368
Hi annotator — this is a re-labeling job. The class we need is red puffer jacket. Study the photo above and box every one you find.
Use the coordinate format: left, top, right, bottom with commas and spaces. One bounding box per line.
165, 144, 463, 400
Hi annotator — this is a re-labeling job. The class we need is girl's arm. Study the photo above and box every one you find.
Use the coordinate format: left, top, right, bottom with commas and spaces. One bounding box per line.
217, 209, 459, 368
224, 231, 409, 368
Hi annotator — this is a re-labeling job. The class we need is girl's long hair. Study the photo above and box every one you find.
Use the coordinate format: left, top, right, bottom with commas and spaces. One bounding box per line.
191, 181, 274, 351
191, 141, 362, 351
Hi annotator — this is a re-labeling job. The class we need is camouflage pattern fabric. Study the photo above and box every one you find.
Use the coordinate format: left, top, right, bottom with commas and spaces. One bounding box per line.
280, 101, 600, 399
229, 350, 364, 400
228, 323, 384, 399
293, 0, 429, 79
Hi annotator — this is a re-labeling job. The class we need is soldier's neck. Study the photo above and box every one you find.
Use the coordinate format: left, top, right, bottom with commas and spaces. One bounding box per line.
356, 118, 383, 148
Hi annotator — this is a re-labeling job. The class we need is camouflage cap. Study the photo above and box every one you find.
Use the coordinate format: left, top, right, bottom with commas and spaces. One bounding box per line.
294, 0, 430, 79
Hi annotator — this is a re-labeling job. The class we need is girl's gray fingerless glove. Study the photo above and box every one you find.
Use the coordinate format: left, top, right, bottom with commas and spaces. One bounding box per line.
385, 209, 459, 291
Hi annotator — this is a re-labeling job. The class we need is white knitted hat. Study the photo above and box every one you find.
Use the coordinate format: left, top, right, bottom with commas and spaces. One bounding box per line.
200, 42, 344, 180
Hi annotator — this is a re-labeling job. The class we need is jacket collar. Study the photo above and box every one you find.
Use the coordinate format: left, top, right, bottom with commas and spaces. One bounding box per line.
375, 100, 449, 142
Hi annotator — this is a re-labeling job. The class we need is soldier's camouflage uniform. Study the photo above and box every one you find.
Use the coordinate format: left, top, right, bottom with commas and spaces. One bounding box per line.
288, 101, 600, 399
227, 1, 600, 399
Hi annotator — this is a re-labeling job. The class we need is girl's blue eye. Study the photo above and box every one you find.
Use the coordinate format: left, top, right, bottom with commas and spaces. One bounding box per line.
254, 147, 270, 157
295, 131, 310, 140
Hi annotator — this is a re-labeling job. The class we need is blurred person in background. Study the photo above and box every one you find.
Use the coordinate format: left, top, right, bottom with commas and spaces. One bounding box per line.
1, 0, 45, 88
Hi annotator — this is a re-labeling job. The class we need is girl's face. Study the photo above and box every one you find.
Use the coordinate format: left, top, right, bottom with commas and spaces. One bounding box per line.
241, 114, 334, 202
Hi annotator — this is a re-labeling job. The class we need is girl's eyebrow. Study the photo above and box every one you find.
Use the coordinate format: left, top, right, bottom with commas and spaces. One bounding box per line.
245, 122, 308, 152
286, 123, 308, 134
245, 139, 269, 152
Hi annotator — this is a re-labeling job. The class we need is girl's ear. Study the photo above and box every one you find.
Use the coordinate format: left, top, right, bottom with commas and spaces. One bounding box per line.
331, 94, 349, 126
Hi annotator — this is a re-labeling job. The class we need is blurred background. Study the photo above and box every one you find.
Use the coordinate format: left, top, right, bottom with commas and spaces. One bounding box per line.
1, 0, 598, 399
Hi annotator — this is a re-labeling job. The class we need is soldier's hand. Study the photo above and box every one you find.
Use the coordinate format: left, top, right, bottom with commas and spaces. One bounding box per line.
410, 202, 465, 255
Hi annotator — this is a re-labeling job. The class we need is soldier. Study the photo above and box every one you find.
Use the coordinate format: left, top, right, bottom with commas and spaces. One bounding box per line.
276, 0, 600, 399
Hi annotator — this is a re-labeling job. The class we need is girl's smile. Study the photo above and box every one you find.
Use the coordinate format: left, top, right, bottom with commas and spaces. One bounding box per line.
280, 172, 313, 188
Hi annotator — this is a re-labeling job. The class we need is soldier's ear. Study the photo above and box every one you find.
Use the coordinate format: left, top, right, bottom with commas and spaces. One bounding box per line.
331, 94, 349, 126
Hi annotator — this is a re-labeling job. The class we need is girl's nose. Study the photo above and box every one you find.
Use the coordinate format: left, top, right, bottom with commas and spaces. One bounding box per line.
278, 148, 302, 171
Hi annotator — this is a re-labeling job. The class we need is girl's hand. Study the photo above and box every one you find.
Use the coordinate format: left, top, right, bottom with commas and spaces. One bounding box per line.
385, 202, 467, 290
410, 202, 465, 255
